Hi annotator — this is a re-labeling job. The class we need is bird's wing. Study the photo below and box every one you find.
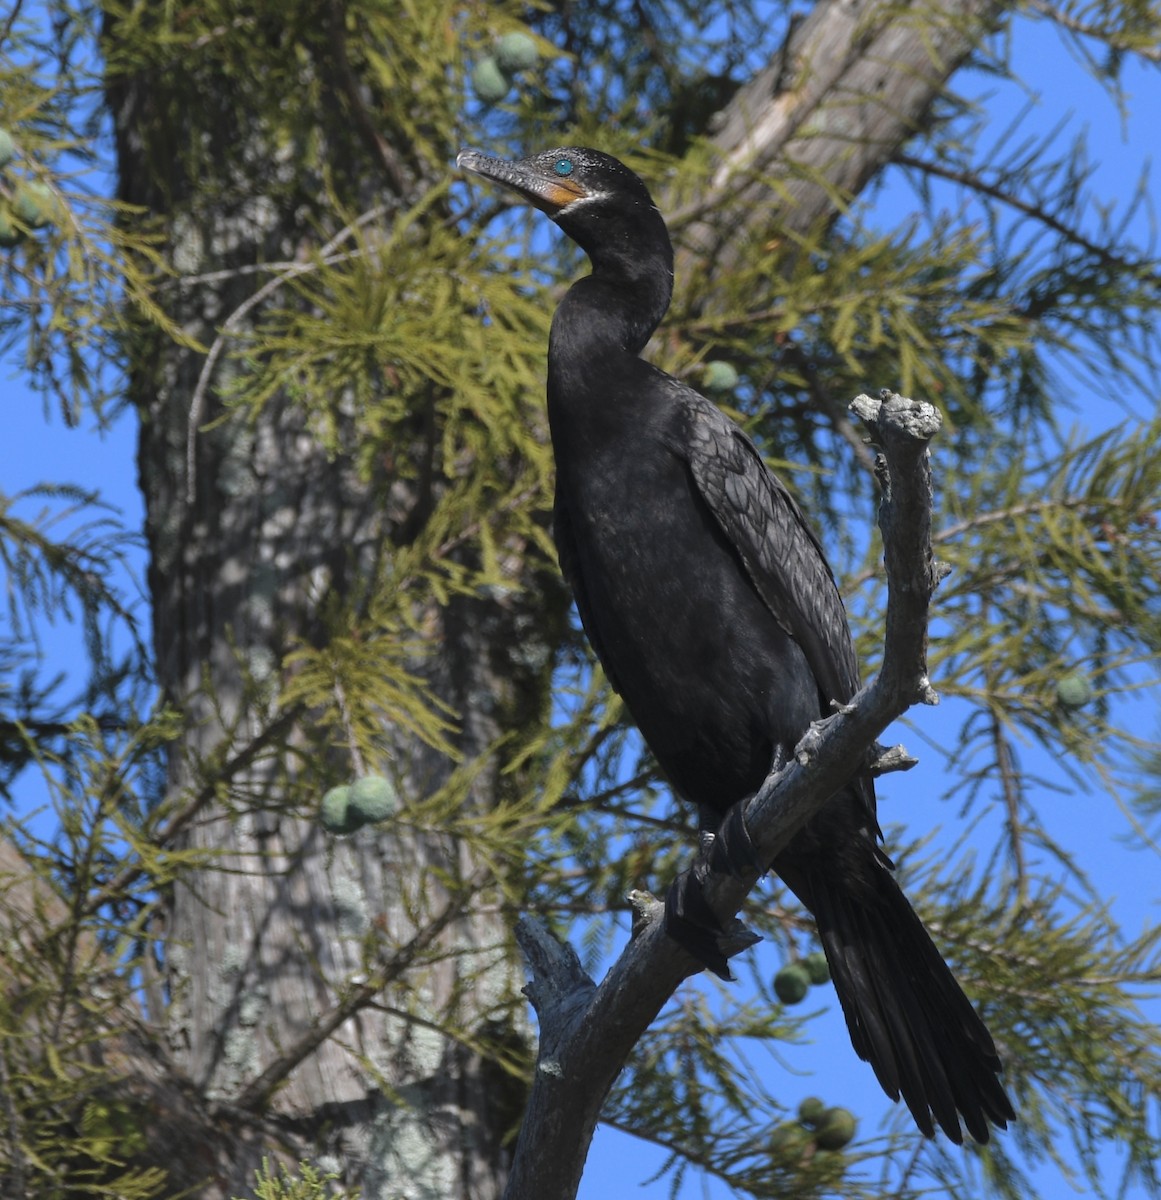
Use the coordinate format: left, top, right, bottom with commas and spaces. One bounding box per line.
676, 388, 862, 708
553, 492, 624, 695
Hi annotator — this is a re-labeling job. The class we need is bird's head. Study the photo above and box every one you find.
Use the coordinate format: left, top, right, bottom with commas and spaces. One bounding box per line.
458, 145, 674, 351
456, 146, 665, 258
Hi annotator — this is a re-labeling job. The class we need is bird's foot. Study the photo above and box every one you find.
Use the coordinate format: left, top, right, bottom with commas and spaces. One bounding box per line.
704, 799, 766, 878
664, 861, 761, 981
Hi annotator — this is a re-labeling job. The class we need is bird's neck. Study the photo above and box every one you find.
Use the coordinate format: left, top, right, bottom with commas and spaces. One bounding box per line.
554, 224, 673, 351
548, 246, 672, 395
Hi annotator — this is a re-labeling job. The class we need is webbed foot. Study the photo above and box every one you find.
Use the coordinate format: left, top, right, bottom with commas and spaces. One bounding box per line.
664, 859, 761, 981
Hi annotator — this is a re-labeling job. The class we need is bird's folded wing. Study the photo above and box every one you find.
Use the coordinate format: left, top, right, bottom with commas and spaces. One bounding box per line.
678, 392, 862, 712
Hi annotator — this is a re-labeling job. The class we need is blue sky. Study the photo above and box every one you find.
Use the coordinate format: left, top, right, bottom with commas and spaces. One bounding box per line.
5, 7, 1160, 1199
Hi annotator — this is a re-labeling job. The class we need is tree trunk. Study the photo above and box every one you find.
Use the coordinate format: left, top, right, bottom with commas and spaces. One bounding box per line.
104, 19, 539, 1200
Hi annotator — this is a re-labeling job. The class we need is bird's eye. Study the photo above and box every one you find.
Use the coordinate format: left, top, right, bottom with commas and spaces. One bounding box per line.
553, 158, 574, 177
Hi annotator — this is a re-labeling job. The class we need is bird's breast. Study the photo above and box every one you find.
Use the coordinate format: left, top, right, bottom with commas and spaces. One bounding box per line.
556, 431, 820, 809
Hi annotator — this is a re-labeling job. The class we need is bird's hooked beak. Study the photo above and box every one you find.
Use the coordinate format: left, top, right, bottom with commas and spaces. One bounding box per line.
457, 148, 588, 215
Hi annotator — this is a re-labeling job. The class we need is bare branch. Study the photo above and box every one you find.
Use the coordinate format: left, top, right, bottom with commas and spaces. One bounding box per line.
667, 0, 1004, 282
869, 741, 920, 775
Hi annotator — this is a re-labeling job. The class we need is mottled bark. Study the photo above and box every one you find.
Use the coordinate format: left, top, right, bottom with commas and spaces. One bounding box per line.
103, 24, 539, 1200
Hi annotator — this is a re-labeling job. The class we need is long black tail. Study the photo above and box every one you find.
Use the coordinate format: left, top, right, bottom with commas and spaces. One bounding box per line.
778, 848, 1015, 1144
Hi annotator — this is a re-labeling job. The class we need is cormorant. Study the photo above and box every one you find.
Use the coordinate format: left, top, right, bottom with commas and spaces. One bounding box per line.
458, 145, 1014, 1144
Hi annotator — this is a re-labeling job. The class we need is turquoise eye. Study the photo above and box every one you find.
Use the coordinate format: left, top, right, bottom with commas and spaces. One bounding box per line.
554, 158, 574, 176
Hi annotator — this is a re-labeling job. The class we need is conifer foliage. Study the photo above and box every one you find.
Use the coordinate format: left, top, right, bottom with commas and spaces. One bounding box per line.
1, 1, 1160, 1197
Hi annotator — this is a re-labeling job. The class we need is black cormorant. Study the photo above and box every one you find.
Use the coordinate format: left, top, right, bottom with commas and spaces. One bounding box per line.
458, 145, 1014, 1145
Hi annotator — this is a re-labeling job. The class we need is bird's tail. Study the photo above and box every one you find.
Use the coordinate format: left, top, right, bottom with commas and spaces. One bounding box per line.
777, 849, 1015, 1144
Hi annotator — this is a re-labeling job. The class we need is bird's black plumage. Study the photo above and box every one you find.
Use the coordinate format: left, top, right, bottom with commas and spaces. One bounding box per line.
458, 145, 1015, 1145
